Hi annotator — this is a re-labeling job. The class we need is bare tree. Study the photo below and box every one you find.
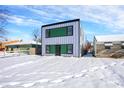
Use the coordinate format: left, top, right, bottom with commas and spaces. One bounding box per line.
32, 28, 41, 43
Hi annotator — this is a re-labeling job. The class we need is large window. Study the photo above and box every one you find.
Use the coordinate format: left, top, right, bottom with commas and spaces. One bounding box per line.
46, 45, 55, 54
46, 26, 73, 38
46, 44, 73, 54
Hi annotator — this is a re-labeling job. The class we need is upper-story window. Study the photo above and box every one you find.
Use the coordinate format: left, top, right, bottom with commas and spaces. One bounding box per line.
67, 26, 73, 36
46, 29, 50, 38
45, 26, 73, 38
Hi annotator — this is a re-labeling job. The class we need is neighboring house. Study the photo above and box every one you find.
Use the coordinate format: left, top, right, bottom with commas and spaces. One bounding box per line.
0, 40, 20, 51
5, 41, 41, 55
41, 19, 85, 57
93, 34, 124, 58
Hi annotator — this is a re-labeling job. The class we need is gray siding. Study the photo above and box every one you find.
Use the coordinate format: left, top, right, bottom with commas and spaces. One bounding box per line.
42, 20, 83, 57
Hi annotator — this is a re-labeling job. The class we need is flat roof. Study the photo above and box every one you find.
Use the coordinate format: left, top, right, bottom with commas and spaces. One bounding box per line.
42, 19, 80, 27
5, 41, 41, 46
95, 34, 124, 42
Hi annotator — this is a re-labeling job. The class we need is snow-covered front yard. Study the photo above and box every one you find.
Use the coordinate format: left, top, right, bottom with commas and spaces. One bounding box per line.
0, 55, 124, 88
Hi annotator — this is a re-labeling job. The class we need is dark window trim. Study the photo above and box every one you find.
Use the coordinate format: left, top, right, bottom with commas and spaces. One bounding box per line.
46, 44, 73, 54
46, 29, 50, 38
45, 26, 73, 38
67, 26, 73, 36
46, 45, 50, 54
67, 44, 73, 54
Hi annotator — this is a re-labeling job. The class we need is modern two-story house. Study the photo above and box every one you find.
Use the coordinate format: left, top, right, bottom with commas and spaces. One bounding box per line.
41, 19, 85, 57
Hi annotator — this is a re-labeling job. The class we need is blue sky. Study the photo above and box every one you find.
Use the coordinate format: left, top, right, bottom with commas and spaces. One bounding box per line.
0, 5, 124, 42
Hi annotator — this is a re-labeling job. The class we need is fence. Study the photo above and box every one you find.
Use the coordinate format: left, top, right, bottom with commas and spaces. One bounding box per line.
0, 50, 30, 57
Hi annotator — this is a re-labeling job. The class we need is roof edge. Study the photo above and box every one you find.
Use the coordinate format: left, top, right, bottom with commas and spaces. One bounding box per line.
42, 19, 80, 27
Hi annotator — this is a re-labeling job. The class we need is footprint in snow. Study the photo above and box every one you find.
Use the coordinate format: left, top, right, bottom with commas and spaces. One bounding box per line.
0, 85, 2, 88
110, 63, 116, 66
81, 69, 88, 73
7, 82, 21, 86
90, 67, 99, 72
51, 79, 64, 83
22, 79, 51, 88
22, 82, 35, 88
100, 65, 108, 69
61, 75, 74, 79
29, 82, 44, 88
37, 79, 50, 83
0, 82, 21, 88
120, 62, 124, 66
51, 75, 75, 83
74, 73, 85, 78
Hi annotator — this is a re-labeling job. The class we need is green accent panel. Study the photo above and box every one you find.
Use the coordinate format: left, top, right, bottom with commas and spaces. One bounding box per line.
61, 44, 67, 54
49, 45, 55, 54
49, 27, 67, 37
47, 44, 73, 54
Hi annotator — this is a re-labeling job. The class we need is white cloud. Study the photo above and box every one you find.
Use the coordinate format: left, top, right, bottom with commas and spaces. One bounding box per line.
7, 30, 32, 41
1, 13, 43, 26
25, 5, 124, 33
2, 5, 124, 36
8, 34, 32, 41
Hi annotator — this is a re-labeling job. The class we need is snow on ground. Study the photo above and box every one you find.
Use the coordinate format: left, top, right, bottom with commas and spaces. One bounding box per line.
0, 55, 124, 88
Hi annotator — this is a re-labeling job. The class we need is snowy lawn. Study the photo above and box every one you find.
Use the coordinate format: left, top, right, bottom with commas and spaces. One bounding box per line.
0, 55, 124, 88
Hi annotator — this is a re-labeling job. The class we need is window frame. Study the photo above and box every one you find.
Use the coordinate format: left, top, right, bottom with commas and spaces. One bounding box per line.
45, 26, 73, 38
46, 45, 50, 54
67, 26, 73, 36
67, 44, 73, 54
46, 29, 50, 38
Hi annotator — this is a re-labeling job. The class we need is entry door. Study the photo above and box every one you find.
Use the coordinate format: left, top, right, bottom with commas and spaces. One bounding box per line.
55, 45, 61, 56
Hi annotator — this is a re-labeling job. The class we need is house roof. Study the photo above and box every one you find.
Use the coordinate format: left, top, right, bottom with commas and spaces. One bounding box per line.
5, 41, 41, 46
42, 19, 80, 27
95, 34, 124, 42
